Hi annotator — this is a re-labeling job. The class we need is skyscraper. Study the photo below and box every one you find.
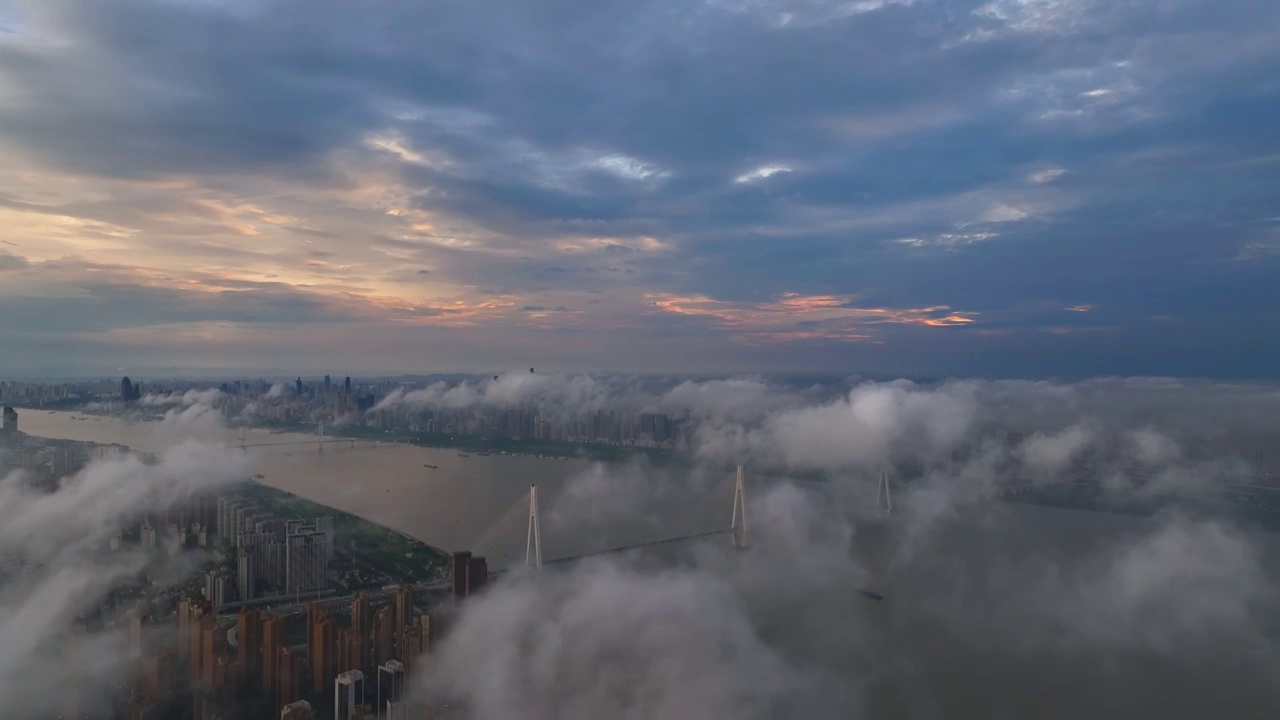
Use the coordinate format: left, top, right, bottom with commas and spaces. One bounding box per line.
121, 377, 134, 401
200, 617, 226, 689
1, 406, 16, 437
351, 591, 371, 674
345, 377, 352, 395
278, 646, 305, 713
393, 586, 412, 659
451, 551, 471, 602
237, 606, 262, 685
315, 517, 335, 562
373, 606, 394, 667
377, 660, 405, 720
286, 530, 328, 596
312, 616, 336, 694
335, 670, 365, 720
237, 548, 257, 601
262, 616, 283, 692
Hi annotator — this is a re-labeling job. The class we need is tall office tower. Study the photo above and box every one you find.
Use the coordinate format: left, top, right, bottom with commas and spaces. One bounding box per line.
237, 548, 257, 601
334, 670, 365, 720
351, 592, 371, 673
373, 606, 394, 667
281, 700, 316, 720
296, 378, 303, 396
376, 660, 405, 719
312, 616, 336, 695
141, 524, 157, 550
325, 376, 332, 392
345, 377, 352, 395
121, 377, 134, 401
237, 607, 262, 685
315, 517, 335, 562
393, 587, 412, 659
286, 531, 328, 596
262, 616, 283, 692
451, 551, 471, 601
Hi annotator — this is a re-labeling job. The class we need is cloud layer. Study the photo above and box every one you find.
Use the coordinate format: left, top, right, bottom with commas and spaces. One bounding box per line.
410, 375, 1280, 718
0, 0, 1278, 375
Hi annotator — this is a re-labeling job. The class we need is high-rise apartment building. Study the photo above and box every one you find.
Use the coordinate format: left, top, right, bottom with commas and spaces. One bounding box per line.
377, 660, 405, 720
286, 531, 328, 596
312, 616, 336, 694
335, 670, 366, 720
278, 645, 306, 713
373, 606, 394, 667
262, 616, 283, 692
351, 591, 371, 674
237, 606, 262, 685
237, 548, 257, 601
394, 586, 412, 659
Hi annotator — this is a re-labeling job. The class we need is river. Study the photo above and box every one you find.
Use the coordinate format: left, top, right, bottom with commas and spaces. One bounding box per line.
18, 409, 599, 554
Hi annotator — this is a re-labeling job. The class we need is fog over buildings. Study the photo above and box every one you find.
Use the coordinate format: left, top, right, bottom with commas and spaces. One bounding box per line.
1, 374, 1280, 718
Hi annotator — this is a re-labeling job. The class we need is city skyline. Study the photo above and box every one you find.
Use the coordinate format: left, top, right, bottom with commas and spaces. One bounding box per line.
0, 0, 1278, 378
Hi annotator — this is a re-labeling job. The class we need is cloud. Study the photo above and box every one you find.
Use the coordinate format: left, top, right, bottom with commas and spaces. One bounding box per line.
0, 0, 1278, 376
413, 380, 1280, 718
139, 388, 224, 407
0, 440, 248, 716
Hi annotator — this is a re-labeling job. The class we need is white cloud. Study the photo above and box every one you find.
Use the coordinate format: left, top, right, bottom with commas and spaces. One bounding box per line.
590, 154, 667, 181
1027, 167, 1067, 184
734, 164, 793, 184
980, 202, 1032, 223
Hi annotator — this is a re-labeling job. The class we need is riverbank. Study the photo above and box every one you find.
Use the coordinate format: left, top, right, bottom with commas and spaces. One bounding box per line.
233, 482, 451, 582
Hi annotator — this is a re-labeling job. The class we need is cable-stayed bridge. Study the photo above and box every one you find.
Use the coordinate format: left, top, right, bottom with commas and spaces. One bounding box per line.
470, 465, 750, 573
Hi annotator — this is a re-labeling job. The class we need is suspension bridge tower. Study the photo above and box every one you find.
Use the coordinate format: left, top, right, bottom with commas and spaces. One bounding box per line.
876, 471, 892, 519
526, 485, 543, 571
731, 464, 748, 549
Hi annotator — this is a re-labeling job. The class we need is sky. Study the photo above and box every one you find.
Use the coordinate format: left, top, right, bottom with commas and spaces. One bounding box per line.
0, 0, 1277, 378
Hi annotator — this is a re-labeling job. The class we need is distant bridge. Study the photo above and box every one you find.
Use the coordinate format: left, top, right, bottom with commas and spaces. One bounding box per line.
237, 423, 391, 452
471, 466, 750, 574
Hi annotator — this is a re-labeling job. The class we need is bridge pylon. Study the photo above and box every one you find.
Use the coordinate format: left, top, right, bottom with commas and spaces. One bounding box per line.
731, 464, 748, 549
526, 485, 543, 571
876, 471, 892, 519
